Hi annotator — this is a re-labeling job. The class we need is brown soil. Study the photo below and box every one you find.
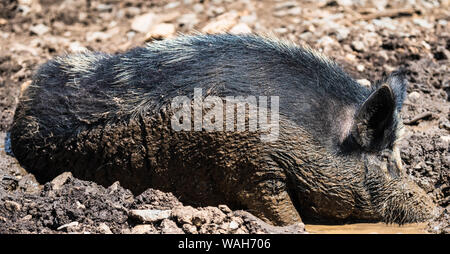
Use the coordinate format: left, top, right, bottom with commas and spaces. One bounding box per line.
0, 0, 448, 234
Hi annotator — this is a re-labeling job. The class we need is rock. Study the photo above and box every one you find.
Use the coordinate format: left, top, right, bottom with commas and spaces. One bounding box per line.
274, 1, 298, 10
50, 172, 72, 190
356, 64, 365, 72
30, 24, 49, 36
351, 40, 365, 52
372, 18, 397, 30
218, 204, 232, 214
201, 12, 239, 34
273, 7, 301, 17
86, 31, 112, 42
336, 0, 354, 6
408, 91, 421, 103
98, 223, 113, 234
357, 79, 371, 88
21, 215, 32, 221
274, 27, 289, 34
145, 23, 176, 41
299, 32, 313, 41
69, 41, 87, 52
335, 27, 350, 41
229, 219, 241, 230
229, 23, 252, 34
160, 219, 184, 234
164, 2, 180, 9
182, 223, 198, 234
193, 3, 204, 13
131, 224, 156, 234
96, 4, 112, 12
413, 18, 434, 29
4, 200, 21, 212
131, 12, 156, 33
234, 211, 306, 234
129, 209, 172, 223
57, 221, 79, 231
177, 13, 199, 30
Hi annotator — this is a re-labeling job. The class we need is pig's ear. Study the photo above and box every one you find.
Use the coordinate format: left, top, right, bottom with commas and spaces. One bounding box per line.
385, 70, 407, 111
351, 84, 396, 151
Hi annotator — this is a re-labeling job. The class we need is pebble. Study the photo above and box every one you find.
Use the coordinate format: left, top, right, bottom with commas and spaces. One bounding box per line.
273, 7, 301, 17
131, 12, 157, 33
96, 4, 113, 12
351, 41, 365, 52
218, 204, 232, 214
69, 41, 87, 52
98, 223, 113, 234
50, 172, 72, 190
336, 0, 354, 6
202, 12, 239, 33
164, 2, 180, 9
229, 23, 252, 34
182, 223, 198, 234
408, 91, 421, 102
372, 18, 397, 30
4, 200, 22, 212
413, 18, 434, 29
57, 221, 79, 231
30, 24, 49, 36
357, 79, 371, 88
131, 224, 156, 234
193, 3, 204, 13
177, 13, 199, 29
229, 220, 239, 230
160, 219, 184, 234
274, 1, 298, 10
129, 209, 172, 223
145, 23, 176, 41
356, 64, 365, 72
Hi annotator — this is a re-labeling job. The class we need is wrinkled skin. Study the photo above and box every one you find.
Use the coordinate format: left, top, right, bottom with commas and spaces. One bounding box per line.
10, 34, 437, 225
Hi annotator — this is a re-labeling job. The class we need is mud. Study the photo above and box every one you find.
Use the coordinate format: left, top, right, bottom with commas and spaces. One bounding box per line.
0, 0, 448, 233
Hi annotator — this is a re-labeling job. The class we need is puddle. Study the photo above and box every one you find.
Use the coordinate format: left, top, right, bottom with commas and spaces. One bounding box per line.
305, 222, 429, 234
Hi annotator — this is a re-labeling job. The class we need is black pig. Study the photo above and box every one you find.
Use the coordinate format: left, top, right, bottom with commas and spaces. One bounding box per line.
11, 34, 436, 225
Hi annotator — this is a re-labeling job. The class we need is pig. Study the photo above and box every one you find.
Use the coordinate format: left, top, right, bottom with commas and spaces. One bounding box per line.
10, 34, 436, 225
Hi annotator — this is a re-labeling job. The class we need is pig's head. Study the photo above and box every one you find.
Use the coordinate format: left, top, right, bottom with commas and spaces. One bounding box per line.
343, 70, 437, 223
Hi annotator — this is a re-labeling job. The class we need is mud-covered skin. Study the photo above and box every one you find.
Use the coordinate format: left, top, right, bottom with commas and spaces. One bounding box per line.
11, 34, 436, 225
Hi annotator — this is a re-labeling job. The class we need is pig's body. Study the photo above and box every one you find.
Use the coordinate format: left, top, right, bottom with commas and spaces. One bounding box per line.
11, 34, 435, 225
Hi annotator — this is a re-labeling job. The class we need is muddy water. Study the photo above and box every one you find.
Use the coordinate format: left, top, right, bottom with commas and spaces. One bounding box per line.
305, 223, 429, 234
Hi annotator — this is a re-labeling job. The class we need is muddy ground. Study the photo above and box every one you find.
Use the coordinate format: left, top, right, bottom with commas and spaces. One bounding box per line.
0, 0, 448, 234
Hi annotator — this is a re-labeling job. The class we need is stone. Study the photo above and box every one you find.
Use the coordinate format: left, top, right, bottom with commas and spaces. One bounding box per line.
160, 219, 184, 234
201, 12, 239, 34
145, 23, 176, 41
131, 224, 156, 234
129, 209, 172, 223
30, 24, 49, 36
408, 91, 421, 103
131, 12, 156, 33
229, 23, 252, 34
4, 200, 21, 212
413, 18, 434, 29
98, 223, 113, 234
50, 172, 72, 190
182, 223, 198, 234
351, 40, 365, 52
177, 13, 199, 29
357, 79, 371, 88
69, 41, 87, 52
57, 221, 79, 231
218, 204, 232, 214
